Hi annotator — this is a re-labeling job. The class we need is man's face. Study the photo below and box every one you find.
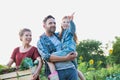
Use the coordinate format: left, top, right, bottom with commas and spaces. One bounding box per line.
44, 18, 56, 33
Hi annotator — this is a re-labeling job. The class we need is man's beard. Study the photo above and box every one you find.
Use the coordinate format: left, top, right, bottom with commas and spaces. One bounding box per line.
48, 27, 56, 33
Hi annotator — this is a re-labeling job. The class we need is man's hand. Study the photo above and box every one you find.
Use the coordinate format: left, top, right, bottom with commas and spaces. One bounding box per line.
50, 52, 78, 62
74, 51, 78, 57
65, 52, 77, 61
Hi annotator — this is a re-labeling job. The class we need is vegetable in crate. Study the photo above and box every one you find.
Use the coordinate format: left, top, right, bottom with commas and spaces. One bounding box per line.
34, 59, 39, 65
19, 57, 34, 70
0, 65, 16, 74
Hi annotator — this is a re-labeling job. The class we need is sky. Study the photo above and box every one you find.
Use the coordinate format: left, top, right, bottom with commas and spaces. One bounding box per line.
0, 0, 120, 65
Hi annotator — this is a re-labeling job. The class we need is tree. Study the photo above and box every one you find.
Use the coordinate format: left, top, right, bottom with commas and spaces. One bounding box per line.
76, 39, 106, 68
111, 36, 120, 64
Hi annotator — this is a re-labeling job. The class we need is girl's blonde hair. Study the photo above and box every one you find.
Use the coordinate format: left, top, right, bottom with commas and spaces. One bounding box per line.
59, 16, 78, 44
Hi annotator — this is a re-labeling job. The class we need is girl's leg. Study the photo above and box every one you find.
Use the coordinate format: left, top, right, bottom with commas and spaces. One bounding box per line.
72, 59, 85, 80
77, 70, 86, 80
47, 62, 56, 73
47, 62, 59, 80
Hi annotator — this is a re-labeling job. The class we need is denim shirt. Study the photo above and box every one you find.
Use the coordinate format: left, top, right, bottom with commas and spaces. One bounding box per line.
62, 20, 76, 42
37, 21, 76, 60
61, 20, 76, 51
37, 32, 75, 76
52, 20, 76, 57
37, 33, 59, 61
37, 33, 59, 76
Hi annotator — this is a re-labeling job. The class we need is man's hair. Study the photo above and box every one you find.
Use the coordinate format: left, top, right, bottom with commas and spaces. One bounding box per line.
43, 15, 55, 23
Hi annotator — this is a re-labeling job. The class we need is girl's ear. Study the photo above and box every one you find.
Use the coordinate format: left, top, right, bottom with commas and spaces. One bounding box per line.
20, 37, 22, 41
61, 26, 63, 30
61, 23, 63, 27
43, 24, 45, 28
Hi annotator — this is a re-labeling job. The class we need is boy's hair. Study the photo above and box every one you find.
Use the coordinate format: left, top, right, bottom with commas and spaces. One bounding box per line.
43, 15, 55, 23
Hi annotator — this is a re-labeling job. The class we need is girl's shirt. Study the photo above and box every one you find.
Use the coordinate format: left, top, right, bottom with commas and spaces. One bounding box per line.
61, 20, 76, 51
11, 46, 40, 67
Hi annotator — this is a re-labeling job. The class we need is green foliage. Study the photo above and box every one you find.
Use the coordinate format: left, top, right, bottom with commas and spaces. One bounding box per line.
111, 36, 120, 64
78, 62, 88, 73
77, 39, 106, 69
39, 64, 47, 80
106, 55, 116, 66
77, 39, 103, 61
106, 73, 120, 80
80, 64, 120, 80
0, 65, 16, 74
106, 64, 120, 80
0, 65, 8, 69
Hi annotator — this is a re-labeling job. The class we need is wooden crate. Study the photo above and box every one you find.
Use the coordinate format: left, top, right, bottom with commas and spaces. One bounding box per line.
0, 69, 33, 80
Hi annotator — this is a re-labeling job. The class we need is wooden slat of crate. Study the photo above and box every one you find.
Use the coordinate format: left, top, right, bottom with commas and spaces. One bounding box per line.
16, 74, 32, 80
0, 69, 32, 80
4, 78, 18, 80
17, 69, 32, 80
0, 71, 17, 79
17, 69, 32, 76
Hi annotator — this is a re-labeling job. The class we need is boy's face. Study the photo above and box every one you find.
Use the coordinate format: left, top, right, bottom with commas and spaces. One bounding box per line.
61, 18, 70, 29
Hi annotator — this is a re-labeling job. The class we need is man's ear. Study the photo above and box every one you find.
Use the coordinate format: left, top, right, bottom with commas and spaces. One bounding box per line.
43, 24, 45, 28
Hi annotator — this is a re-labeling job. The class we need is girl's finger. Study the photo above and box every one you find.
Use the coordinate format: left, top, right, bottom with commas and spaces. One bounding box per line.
71, 12, 75, 16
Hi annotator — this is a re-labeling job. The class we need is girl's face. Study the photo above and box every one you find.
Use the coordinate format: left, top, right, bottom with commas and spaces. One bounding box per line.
61, 18, 70, 29
20, 31, 32, 45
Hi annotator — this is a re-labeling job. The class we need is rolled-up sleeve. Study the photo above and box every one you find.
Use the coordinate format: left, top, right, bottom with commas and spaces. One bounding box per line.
69, 20, 76, 35
37, 39, 50, 61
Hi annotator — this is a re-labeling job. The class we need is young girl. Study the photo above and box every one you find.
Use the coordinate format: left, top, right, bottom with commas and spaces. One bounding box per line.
47, 13, 85, 80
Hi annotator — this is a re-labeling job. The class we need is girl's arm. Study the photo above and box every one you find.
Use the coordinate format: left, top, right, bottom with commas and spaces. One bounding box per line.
69, 12, 75, 21
68, 12, 76, 35
7, 58, 14, 67
69, 20, 76, 35
32, 57, 43, 80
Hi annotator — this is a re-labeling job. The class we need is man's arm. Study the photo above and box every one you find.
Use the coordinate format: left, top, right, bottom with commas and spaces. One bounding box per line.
37, 39, 51, 61
50, 52, 77, 62
37, 39, 76, 62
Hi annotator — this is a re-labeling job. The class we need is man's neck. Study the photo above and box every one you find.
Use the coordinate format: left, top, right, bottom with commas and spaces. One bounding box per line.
45, 32, 54, 37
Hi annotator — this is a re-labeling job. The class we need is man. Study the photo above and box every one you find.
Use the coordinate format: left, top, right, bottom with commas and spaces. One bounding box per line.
37, 15, 78, 80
